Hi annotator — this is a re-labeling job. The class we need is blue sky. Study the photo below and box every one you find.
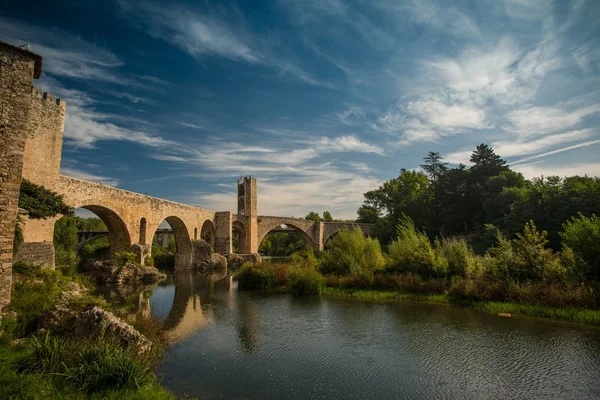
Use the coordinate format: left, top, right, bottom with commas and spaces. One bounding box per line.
1, 0, 599, 219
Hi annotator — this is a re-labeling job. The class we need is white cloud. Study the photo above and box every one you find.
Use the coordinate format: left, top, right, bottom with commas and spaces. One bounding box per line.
514, 162, 600, 179
60, 168, 120, 187
507, 105, 600, 136
178, 122, 208, 130
511, 139, 600, 165
444, 129, 598, 165
317, 136, 383, 154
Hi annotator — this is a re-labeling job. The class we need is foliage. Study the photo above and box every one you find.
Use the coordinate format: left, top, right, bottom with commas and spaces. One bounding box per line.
18, 179, 72, 219
320, 228, 386, 276
13, 216, 23, 256
387, 216, 448, 278
437, 237, 479, 278
144, 255, 154, 267
153, 252, 175, 270
304, 211, 322, 222
322, 211, 334, 222
356, 144, 599, 246
560, 213, 600, 282
115, 251, 140, 267
237, 262, 286, 290
287, 267, 325, 296
259, 232, 308, 256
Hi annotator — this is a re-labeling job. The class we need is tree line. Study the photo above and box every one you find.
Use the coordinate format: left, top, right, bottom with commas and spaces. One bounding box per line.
356, 144, 600, 251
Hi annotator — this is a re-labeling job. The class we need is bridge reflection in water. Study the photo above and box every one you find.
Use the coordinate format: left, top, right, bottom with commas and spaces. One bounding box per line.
126, 271, 258, 350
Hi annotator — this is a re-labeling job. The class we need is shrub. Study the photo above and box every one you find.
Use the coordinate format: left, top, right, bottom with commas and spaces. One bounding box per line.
237, 262, 287, 290
320, 228, 386, 275
437, 237, 477, 278
326, 271, 374, 290
287, 267, 325, 296
560, 213, 600, 282
115, 251, 139, 267
144, 255, 154, 267
387, 216, 448, 278
511, 221, 566, 283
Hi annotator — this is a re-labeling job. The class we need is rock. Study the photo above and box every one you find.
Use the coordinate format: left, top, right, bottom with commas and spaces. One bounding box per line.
74, 306, 152, 354
226, 253, 262, 269
211, 253, 227, 273
80, 260, 166, 284
40, 304, 78, 332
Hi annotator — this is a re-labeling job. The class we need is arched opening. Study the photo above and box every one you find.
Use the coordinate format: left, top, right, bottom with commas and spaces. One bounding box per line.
151, 216, 192, 270
200, 220, 216, 249
194, 227, 198, 240
258, 224, 313, 259
139, 217, 147, 245
53, 206, 131, 268
232, 220, 246, 253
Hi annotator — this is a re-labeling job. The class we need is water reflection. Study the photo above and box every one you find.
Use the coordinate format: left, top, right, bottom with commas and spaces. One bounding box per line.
102, 272, 600, 399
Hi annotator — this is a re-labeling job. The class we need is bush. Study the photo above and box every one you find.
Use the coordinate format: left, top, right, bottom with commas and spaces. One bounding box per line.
144, 255, 154, 267
511, 221, 565, 282
237, 262, 287, 290
319, 228, 386, 275
560, 213, 600, 282
287, 267, 325, 296
387, 216, 448, 278
115, 251, 139, 267
437, 237, 478, 278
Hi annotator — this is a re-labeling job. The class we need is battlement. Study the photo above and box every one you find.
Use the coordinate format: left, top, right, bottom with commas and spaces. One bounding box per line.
31, 85, 66, 108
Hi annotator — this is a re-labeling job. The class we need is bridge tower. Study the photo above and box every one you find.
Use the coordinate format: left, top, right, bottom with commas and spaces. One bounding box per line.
237, 176, 258, 253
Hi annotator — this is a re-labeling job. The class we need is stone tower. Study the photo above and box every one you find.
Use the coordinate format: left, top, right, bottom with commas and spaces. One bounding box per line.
0, 41, 43, 310
237, 177, 258, 253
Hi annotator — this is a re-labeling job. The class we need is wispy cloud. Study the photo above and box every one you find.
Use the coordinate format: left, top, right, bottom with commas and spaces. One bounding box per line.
0, 17, 126, 84
507, 105, 600, 136
119, 1, 332, 88
60, 168, 120, 187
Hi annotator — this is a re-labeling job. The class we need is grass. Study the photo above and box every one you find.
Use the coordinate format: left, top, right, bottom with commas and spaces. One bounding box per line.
0, 263, 173, 400
322, 287, 600, 326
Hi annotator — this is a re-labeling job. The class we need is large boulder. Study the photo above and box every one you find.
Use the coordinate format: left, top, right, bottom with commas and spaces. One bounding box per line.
74, 306, 152, 354
81, 260, 166, 285
226, 253, 262, 270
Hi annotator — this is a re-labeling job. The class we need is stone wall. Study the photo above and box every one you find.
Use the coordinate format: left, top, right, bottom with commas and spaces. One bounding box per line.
0, 42, 42, 310
14, 242, 55, 267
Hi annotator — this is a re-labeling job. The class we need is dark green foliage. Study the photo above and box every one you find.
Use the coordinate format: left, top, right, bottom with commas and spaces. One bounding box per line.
322, 211, 334, 222
304, 211, 322, 222
237, 262, 285, 290
420, 151, 448, 182
18, 179, 72, 219
560, 213, 600, 282
115, 251, 140, 266
153, 252, 175, 270
259, 232, 308, 256
356, 204, 380, 223
287, 267, 325, 296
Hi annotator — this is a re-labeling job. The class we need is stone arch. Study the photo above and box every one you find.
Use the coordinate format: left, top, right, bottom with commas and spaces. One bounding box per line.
257, 222, 316, 252
232, 220, 247, 253
201, 220, 216, 248
155, 216, 192, 269
139, 217, 147, 245
77, 205, 132, 253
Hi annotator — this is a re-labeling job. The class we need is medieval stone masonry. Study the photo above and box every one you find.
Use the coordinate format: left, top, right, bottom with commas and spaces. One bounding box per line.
0, 41, 372, 310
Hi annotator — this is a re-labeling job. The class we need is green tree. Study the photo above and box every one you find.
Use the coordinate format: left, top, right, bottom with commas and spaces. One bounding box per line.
469, 143, 508, 180
560, 213, 600, 282
420, 151, 448, 182
304, 212, 322, 222
356, 205, 380, 223
18, 179, 72, 219
322, 211, 334, 222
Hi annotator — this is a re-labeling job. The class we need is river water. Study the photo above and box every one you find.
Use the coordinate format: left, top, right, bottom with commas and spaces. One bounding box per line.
142, 272, 600, 399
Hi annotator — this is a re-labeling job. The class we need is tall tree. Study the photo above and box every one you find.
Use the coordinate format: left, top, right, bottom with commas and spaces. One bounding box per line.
420, 152, 448, 182
470, 144, 508, 180
322, 211, 334, 222
304, 212, 322, 222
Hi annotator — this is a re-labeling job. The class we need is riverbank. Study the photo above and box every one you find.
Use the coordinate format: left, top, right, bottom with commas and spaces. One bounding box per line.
0, 263, 173, 399
323, 287, 600, 326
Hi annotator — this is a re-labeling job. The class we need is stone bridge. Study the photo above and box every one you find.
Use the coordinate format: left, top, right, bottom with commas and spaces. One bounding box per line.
0, 41, 373, 309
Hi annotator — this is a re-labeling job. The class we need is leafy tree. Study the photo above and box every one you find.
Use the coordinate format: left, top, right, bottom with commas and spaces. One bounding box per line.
469, 143, 508, 180
420, 151, 448, 182
356, 205, 380, 223
18, 179, 72, 219
322, 211, 334, 222
560, 213, 600, 282
304, 212, 322, 222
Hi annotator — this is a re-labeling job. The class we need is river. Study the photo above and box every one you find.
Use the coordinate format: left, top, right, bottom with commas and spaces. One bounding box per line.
139, 272, 600, 399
